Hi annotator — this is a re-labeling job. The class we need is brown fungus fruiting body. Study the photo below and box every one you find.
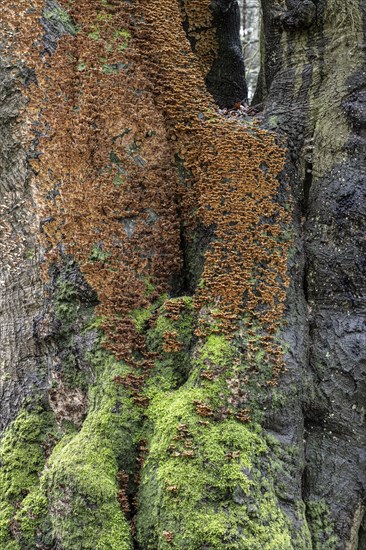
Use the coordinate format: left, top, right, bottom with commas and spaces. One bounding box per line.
136, 0, 291, 379
3, 0, 291, 393
6, 0, 291, 390
29, 0, 184, 376
1, 1, 300, 548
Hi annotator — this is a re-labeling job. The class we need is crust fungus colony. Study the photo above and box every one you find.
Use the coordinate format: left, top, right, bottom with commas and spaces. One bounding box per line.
5, 0, 290, 384
137, 0, 291, 377
33, 0, 183, 373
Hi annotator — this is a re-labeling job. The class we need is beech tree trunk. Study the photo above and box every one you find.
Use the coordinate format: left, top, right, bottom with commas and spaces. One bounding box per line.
0, 0, 365, 549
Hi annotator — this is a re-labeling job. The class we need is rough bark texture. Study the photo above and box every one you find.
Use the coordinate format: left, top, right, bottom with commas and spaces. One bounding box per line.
259, 0, 366, 547
0, 0, 365, 549
0, 55, 47, 432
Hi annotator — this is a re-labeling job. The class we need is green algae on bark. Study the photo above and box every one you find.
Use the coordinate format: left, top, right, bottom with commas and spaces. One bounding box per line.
305, 500, 338, 549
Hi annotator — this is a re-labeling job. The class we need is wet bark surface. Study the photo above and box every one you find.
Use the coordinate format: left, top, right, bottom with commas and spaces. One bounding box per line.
261, 0, 366, 546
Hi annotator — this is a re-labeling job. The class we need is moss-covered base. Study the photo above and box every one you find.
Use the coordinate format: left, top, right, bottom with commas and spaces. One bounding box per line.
0, 407, 56, 549
0, 295, 337, 549
17, 344, 138, 550
138, 392, 294, 549
134, 299, 306, 548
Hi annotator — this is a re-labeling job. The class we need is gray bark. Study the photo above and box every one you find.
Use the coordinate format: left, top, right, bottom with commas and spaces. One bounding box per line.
259, 0, 366, 546
0, 57, 47, 432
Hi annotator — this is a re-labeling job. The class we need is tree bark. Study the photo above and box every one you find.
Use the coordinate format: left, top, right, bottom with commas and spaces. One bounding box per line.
0, 0, 365, 549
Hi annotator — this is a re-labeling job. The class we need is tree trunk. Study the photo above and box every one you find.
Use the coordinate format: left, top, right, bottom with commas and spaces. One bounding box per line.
0, 0, 365, 549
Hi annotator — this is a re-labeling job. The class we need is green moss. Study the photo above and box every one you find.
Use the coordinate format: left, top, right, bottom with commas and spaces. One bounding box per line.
144, 297, 195, 391
15, 490, 51, 548
131, 290, 169, 335
306, 500, 338, 549
132, 306, 154, 334
44, 7, 79, 34
44, 347, 137, 548
96, 12, 113, 22
88, 244, 111, 263
53, 272, 96, 391
199, 333, 231, 365
290, 502, 313, 550
84, 315, 106, 331
264, 435, 311, 547
113, 29, 130, 43
143, 277, 157, 296
25, 247, 35, 260
88, 30, 101, 40
112, 172, 125, 184
137, 388, 293, 549
55, 279, 79, 321
135, 301, 296, 548
0, 408, 55, 548
16, 340, 138, 549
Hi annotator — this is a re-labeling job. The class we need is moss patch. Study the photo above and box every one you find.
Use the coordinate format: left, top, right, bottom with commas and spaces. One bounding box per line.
137, 388, 293, 549
43, 7, 79, 35
144, 297, 196, 391
53, 271, 95, 392
136, 302, 294, 548
0, 407, 56, 549
306, 500, 338, 549
15, 338, 138, 549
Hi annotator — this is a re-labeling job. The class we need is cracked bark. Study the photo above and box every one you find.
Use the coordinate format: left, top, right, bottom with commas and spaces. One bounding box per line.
260, 0, 366, 547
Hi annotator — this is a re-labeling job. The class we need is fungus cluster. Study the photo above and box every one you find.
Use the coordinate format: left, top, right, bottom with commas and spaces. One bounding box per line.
27, 0, 183, 373
137, 0, 291, 379
3, 0, 295, 545
7, 0, 291, 399
180, 0, 218, 76
117, 470, 130, 514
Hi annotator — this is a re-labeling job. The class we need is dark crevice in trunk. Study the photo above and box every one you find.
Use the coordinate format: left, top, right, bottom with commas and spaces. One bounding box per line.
303, 266, 309, 303
171, 219, 194, 297
171, 153, 213, 298
172, 220, 217, 298
179, 0, 247, 108
206, 0, 248, 107
301, 458, 309, 504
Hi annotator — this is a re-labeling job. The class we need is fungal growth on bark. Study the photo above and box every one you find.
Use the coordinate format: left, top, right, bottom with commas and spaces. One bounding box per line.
0, 0, 365, 549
